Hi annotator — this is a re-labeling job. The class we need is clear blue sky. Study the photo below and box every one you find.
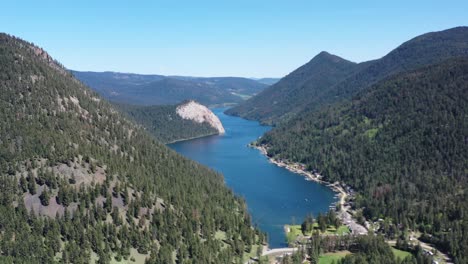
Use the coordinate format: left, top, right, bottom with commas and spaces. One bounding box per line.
2, 1, 467, 77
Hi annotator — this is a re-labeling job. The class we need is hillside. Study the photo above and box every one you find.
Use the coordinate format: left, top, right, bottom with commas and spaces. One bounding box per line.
226, 51, 359, 124
118, 101, 223, 144
259, 58, 468, 263
254, 78, 280, 85
171, 75, 268, 96
72, 71, 267, 106
0, 34, 263, 263
228, 26, 468, 124
318, 26, 468, 109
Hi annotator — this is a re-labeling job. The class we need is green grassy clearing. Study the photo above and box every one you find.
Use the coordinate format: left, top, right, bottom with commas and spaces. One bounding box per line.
286, 224, 351, 244
391, 247, 412, 260
319, 251, 351, 264
324, 225, 351, 235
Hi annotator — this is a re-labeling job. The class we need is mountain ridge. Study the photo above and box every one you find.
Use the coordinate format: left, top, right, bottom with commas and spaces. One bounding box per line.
72, 70, 268, 106
227, 26, 468, 124
259, 57, 468, 263
226, 51, 359, 124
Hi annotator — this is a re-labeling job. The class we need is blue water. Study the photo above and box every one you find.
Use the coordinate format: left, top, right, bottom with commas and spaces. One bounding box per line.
169, 108, 336, 248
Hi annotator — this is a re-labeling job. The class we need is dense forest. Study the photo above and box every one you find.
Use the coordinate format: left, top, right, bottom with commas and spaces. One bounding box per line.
116, 103, 219, 144
259, 58, 468, 263
0, 33, 264, 263
227, 27, 468, 125
73, 71, 267, 106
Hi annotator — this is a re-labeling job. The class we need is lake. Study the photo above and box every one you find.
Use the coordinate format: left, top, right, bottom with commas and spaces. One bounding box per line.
169, 108, 336, 248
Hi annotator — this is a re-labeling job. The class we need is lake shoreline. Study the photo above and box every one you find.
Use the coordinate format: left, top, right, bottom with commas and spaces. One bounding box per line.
251, 143, 370, 240
250, 144, 347, 212
165, 132, 220, 145
171, 108, 338, 248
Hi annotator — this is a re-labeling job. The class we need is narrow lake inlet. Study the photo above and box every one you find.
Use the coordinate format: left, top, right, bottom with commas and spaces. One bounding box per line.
169, 108, 337, 248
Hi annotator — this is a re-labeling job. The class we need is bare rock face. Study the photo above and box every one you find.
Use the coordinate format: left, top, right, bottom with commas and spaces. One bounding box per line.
176, 101, 225, 134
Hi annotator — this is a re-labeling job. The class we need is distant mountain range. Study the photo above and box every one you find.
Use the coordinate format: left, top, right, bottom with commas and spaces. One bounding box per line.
252, 77, 281, 85
227, 26, 468, 125
72, 71, 270, 106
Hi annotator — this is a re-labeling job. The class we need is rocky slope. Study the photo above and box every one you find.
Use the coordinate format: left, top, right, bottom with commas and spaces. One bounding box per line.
176, 100, 225, 134
116, 101, 224, 143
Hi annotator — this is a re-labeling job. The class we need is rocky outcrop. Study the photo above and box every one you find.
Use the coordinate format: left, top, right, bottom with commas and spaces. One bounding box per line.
176, 101, 225, 134
29, 45, 68, 76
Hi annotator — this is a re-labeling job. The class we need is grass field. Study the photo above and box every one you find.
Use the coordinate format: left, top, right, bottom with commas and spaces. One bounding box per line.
391, 247, 412, 260
325, 225, 351, 235
318, 251, 351, 264
286, 224, 350, 244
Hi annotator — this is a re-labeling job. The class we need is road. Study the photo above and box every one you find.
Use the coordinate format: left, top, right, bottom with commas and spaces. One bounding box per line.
332, 183, 368, 235
387, 234, 453, 264
262, 247, 298, 257
412, 234, 453, 264
244, 248, 299, 264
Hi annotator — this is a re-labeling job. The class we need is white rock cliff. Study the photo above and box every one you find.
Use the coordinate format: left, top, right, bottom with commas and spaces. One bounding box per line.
176, 101, 225, 134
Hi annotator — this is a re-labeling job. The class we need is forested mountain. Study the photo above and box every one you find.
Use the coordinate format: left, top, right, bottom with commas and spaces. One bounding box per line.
259, 58, 468, 263
72, 71, 267, 106
171, 76, 268, 96
226, 51, 360, 124
227, 27, 468, 124
0, 34, 263, 263
117, 102, 221, 144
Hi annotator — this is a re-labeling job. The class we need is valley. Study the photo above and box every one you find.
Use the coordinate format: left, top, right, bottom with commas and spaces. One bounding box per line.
169, 109, 337, 249
0, 4, 466, 263
72, 71, 268, 107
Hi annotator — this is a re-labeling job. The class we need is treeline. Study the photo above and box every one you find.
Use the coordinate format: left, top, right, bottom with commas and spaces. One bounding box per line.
277, 233, 432, 264
260, 58, 468, 263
